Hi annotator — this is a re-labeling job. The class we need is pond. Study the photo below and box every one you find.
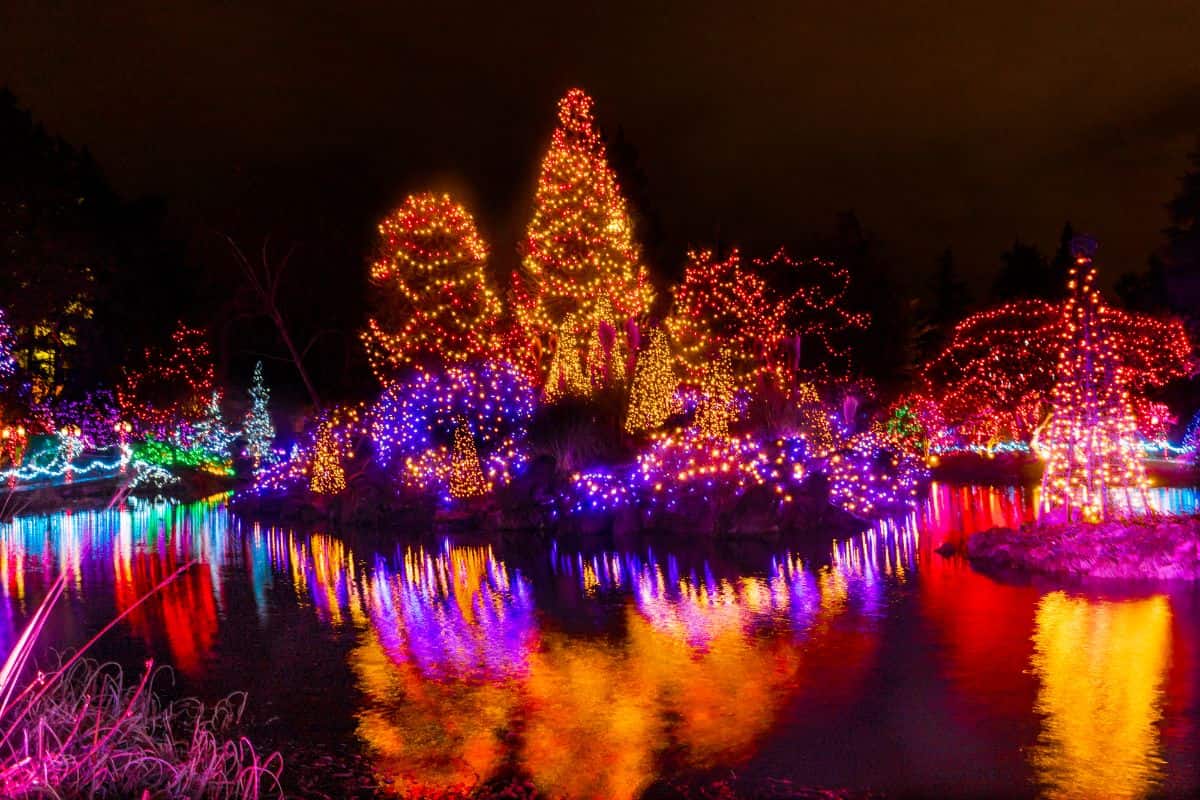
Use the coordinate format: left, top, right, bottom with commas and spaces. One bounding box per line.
1, 484, 1198, 798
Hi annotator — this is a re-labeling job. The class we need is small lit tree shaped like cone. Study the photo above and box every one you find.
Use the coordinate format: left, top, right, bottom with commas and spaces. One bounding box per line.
309, 419, 347, 496
1038, 236, 1150, 522
695, 351, 736, 438
544, 314, 590, 403
449, 419, 488, 500
624, 329, 677, 435
795, 382, 835, 456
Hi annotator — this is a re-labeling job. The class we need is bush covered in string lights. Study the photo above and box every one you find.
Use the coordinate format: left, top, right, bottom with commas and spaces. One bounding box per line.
827, 429, 926, 517
368, 361, 536, 468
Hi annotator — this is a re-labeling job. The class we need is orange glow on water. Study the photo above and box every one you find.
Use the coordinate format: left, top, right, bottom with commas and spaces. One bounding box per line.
1031, 592, 1171, 799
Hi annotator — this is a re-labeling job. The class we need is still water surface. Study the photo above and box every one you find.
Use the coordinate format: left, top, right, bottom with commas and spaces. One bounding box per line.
1, 484, 1198, 798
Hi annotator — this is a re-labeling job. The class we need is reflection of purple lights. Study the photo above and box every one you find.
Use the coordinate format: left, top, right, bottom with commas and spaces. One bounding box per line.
366, 542, 535, 680
551, 547, 829, 649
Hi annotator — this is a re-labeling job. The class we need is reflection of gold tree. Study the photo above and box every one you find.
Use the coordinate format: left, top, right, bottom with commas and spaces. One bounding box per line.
1031, 591, 1171, 800
351, 630, 517, 794
348, 560, 864, 799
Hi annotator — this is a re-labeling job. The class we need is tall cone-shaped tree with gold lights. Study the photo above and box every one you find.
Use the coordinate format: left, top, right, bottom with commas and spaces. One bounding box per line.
362, 192, 504, 381
1038, 236, 1149, 522
514, 89, 654, 388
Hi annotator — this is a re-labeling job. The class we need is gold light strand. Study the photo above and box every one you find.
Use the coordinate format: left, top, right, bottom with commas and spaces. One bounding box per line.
695, 351, 736, 438
309, 419, 347, 496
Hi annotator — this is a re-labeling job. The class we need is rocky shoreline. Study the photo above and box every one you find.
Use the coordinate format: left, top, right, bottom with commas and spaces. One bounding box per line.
965, 516, 1200, 581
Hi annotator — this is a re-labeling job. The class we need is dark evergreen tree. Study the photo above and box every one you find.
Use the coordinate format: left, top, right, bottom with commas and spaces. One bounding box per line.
917, 248, 973, 363
991, 239, 1056, 302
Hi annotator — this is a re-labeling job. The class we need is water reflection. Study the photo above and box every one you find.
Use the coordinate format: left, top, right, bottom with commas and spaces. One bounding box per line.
1031, 592, 1170, 800
0, 485, 1196, 798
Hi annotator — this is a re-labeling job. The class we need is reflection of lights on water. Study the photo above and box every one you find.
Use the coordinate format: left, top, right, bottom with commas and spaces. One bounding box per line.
1031, 591, 1171, 800
370, 541, 534, 680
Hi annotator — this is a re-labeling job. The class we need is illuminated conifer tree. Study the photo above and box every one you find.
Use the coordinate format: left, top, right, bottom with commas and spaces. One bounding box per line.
695, 351, 736, 438
513, 88, 654, 384
192, 391, 233, 459
309, 419, 347, 496
1038, 237, 1148, 522
665, 249, 790, 391
543, 314, 590, 403
795, 383, 835, 456
624, 329, 676, 434
362, 192, 503, 380
243, 361, 275, 470
449, 421, 487, 499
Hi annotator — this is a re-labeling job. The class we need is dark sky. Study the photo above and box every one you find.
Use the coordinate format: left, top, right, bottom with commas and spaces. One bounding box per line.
5, 0, 1200, 292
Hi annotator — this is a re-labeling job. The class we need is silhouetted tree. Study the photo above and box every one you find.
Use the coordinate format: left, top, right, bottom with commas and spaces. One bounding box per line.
1115, 255, 1170, 312
823, 212, 913, 387
917, 248, 972, 362
991, 239, 1058, 302
1164, 144, 1200, 277
0, 89, 189, 401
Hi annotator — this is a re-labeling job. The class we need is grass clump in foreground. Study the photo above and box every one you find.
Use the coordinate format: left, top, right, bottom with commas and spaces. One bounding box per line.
1, 658, 281, 799
0, 569, 283, 799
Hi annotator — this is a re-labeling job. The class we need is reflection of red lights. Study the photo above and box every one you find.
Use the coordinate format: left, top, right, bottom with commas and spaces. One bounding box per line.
114, 555, 218, 678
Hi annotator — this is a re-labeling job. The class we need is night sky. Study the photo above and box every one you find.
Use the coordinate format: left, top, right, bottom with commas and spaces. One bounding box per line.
5, 0, 1200, 291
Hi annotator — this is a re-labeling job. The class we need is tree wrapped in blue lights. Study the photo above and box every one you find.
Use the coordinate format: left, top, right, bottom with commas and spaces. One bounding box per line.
243, 361, 276, 470
190, 391, 234, 461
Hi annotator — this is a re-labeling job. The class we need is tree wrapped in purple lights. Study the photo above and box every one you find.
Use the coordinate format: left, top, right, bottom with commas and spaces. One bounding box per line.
0, 308, 15, 386
369, 361, 536, 466
367, 360, 536, 498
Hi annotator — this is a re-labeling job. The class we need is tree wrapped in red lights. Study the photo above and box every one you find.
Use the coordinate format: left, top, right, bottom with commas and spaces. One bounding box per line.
665, 249, 790, 391
755, 248, 870, 379
362, 192, 504, 381
1038, 238, 1148, 522
117, 323, 215, 436
513, 89, 654, 386
924, 297, 1191, 447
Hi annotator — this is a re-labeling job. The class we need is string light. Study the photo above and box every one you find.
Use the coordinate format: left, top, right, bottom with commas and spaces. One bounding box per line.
694, 351, 736, 437
925, 297, 1191, 447
361, 193, 504, 380
309, 416, 349, 496
754, 248, 870, 379
117, 322, 215, 437
794, 383, 835, 456
665, 249, 790, 391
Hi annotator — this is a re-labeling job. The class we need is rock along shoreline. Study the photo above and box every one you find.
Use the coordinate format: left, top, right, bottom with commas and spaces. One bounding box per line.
966, 516, 1200, 581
